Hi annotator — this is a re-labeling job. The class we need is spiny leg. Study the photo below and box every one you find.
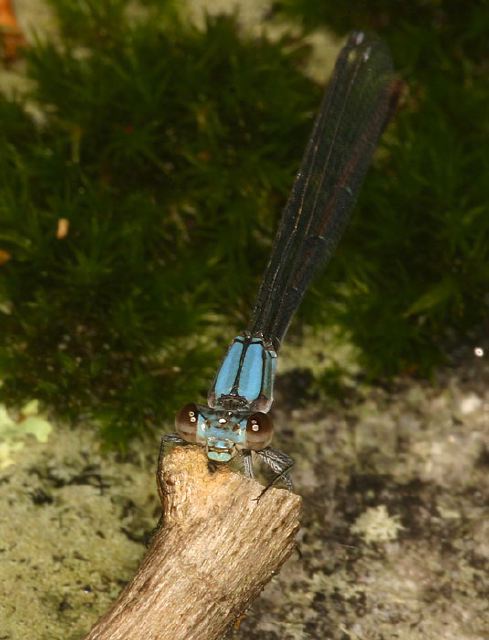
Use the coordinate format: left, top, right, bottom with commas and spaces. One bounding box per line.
242, 449, 255, 480
254, 444, 300, 549
255, 446, 294, 497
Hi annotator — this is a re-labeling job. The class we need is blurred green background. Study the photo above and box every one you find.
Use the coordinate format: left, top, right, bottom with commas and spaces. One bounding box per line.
0, 0, 487, 443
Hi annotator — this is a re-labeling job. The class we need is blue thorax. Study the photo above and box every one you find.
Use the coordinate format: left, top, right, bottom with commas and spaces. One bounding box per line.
208, 333, 277, 412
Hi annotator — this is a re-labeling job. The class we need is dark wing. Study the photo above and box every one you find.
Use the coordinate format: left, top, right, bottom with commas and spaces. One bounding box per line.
248, 31, 401, 348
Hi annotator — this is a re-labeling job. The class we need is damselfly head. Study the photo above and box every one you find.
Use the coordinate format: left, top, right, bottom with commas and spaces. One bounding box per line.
175, 403, 274, 454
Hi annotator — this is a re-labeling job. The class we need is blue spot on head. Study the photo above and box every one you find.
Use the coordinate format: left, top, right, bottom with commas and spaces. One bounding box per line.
207, 447, 233, 463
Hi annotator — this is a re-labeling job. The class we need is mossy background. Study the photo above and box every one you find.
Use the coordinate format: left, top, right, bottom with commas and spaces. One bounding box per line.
0, 0, 488, 442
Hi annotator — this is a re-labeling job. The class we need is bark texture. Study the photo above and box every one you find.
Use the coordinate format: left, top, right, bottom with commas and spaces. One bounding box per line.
83, 445, 302, 640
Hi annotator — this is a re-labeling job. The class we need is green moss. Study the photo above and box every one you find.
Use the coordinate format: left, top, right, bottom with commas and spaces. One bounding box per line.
1, 0, 487, 443
0, 3, 316, 442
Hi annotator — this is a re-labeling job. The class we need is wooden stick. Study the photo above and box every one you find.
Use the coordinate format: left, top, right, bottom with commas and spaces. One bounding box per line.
83, 445, 302, 640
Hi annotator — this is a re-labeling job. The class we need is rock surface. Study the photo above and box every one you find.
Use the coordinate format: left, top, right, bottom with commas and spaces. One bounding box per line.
1, 344, 487, 639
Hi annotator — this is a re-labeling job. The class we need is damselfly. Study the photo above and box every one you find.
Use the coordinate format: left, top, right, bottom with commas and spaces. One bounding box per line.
165, 32, 400, 487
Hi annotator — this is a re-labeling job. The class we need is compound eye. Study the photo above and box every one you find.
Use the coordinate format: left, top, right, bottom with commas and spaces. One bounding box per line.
245, 412, 273, 450
175, 403, 200, 443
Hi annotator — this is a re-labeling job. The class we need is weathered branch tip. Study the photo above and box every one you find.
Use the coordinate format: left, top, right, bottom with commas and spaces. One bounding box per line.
83, 445, 302, 640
